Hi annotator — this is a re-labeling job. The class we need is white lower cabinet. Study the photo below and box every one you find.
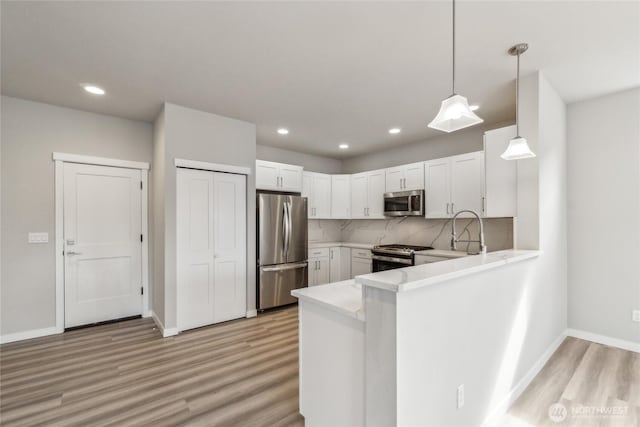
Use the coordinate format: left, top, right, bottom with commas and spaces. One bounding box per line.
329, 246, 352, 282
309, 248, 330, 286
351, 248, 372, 278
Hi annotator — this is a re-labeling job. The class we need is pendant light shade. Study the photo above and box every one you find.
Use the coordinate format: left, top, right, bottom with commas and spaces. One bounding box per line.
428, 94, 483, 133
428, 0, 483, 133
502, 43, 536, 160
501, 136, 536, 160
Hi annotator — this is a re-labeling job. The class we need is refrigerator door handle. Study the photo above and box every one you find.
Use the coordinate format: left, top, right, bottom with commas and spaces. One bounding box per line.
287, 201, 293, 260
262, 262, 308, 272
282, 202, 289, 259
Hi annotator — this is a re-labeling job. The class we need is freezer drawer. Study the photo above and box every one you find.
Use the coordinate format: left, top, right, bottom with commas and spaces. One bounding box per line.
258, 262, 308, 310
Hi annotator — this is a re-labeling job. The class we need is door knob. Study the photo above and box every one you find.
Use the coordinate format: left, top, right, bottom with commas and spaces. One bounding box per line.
66, 251, 82, 256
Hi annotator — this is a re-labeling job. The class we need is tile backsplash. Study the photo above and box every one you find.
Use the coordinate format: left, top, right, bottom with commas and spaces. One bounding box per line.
308, 217, 514, 252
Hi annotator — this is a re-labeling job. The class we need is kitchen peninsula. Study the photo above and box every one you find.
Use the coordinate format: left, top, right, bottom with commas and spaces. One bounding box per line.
292, 249, 541, 427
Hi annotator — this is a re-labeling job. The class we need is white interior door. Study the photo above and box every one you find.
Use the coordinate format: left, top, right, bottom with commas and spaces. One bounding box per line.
177, 168, 215, 330
212, 172, 246, 323
64, 163, 142, 328
177, 168, 246, 331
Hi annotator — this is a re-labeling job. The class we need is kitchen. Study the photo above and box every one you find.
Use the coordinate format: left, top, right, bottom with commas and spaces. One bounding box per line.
1, 1, 638, 426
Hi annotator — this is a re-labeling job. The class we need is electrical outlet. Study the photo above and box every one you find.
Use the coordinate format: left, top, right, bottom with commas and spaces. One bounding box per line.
457, 384, 465, 409
632, 310, 640, 322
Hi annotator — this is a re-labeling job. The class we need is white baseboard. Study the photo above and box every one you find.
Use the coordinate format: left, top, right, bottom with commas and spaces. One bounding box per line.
150, 311, 179, 338
246, 309, 258, 318
482, 331, 567, 426
0, 326, 60, 344
566, 328, 639, 353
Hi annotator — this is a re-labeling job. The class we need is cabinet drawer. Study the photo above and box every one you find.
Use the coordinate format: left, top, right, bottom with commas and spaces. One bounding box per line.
351, 249, 371, 259
309, 247, 330, 258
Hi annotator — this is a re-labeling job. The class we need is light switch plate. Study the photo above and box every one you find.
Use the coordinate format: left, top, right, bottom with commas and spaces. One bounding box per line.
633, 310, 640, 322
28, 232, 49, 243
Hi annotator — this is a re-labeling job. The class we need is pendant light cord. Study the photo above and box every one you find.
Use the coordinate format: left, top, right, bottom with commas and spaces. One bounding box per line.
452, 0, 456, 94
516, 51, 520, 136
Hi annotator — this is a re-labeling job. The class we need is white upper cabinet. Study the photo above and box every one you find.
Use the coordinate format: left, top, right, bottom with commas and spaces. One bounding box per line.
450, 152, 485, 216
351, 169, 385, 219
351, 173, 369, 219
424, 152, 484, 218
331, 175, 351, 219
385, 162, 425, 192
424, 158, 452, 218
303, 172, 331, 218
483, 125, 517, 217
255, 160, 303, 192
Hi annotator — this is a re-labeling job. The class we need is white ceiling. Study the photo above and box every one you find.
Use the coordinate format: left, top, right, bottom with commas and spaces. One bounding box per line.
2, 1, 638, 158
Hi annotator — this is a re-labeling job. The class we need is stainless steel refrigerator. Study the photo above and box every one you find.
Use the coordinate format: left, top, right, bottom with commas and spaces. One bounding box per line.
257, 193, 308, 310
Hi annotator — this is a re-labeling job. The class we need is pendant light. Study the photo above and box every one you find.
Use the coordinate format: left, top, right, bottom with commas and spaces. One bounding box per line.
501, 43, 536, 160
428, 0, 483, 133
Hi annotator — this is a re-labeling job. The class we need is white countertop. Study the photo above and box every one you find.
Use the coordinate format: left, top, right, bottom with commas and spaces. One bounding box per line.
415, 249, 469, 258
308, 242, 374, 250
356, 249, 541, 293
291, 280, 365, 321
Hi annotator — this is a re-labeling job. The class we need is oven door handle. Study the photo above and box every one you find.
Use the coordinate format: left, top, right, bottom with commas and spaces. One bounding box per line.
371, 254, 413, 265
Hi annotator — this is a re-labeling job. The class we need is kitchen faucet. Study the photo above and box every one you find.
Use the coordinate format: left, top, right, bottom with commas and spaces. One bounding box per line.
451, 210, 487, 255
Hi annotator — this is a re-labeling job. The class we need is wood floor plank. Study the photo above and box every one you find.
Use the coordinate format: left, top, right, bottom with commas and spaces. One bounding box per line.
0, 307, 304, 427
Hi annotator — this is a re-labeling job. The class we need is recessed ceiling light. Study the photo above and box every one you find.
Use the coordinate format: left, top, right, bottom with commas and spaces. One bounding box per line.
83, 85, 105, 95
277, 128, 289, 135
469, 104, 479, 111
339, 143, 349, 149
388, 128, 401, 134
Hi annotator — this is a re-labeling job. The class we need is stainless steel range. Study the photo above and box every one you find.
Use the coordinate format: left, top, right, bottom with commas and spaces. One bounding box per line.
371, 244, 434, 272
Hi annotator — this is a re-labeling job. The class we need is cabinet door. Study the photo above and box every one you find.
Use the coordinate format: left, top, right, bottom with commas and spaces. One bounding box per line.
385, 166, 404, 192
329, 247, 341, 282
424, 159, 451, 218
319, 258, 331, 285
302, 172, 315, 217
351, 173, 368, 219
451, 152, 484, 216
351, 257, 372, 278
367, 170, 386, 218
339, 247, 352, 280
483, 126, 517, 217
279, 164, 303, 192
404, 162, 425, 191
308, 257, 318, 286
313, 173, 332, 218
256, 160, 279, 191
331, 175, 351, 219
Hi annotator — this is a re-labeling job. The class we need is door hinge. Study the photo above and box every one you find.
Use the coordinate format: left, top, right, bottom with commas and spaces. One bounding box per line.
140, 181, 143, 190
140, 234, 143, 243
141, 287, 144, 295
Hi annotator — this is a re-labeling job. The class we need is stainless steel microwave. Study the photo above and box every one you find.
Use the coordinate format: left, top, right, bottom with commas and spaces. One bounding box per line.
383, 190, 425, 217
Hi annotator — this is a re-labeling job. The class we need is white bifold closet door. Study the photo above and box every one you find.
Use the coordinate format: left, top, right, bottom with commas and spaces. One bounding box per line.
177, 168, 247, 332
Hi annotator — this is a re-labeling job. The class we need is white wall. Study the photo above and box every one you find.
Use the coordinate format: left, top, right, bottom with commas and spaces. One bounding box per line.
0, 96, 153, 336
158, 103, 256, 329
567, 88, 640, 343
151, 106, 166, 324
362, 72, 568, 426
342, 121, 513, 174
257, 144, 342, 174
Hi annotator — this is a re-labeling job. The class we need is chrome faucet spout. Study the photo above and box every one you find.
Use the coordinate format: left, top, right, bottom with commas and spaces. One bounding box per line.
450, 209, 487, 255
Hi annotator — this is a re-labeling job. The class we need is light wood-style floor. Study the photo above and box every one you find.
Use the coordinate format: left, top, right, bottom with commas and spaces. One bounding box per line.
0, 307, 304, 427
2, 308, 639, 427
505, 337, 640, 427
